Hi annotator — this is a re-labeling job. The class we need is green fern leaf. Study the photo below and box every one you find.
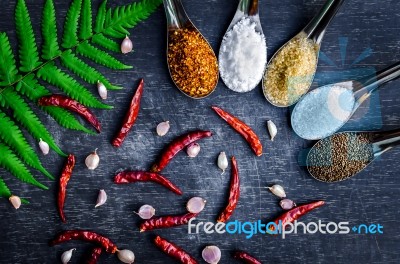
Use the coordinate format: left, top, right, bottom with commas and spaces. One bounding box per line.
77, 41, 132, 70
15, 0, 41, 72
60, 50, 121, 90
0, 111, 54, 180
92, 33, 120, 53
94, 0, 107, 33
0, 33, 20, 85
62, 0, 83, 48
0, 176, 11, 198
18, 75, 96, 134
0, 143, 47, 190
79, 0, 93, 40
0, 88, 66, 157
102, 0, 162, 37
37, 63, 113, 109
41, 0, 61, 60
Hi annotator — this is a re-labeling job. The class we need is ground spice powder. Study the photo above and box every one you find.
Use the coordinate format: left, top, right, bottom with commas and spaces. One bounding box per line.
307, 133, 374, 182
168, 25, 218, 98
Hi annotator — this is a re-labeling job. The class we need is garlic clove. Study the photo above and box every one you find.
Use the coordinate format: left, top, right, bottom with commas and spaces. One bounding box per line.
97, 81, 107, 100
135, 204, 155, 219
61, 248, 76, 264
95, 189, 107, 208
217, 152, 228, 174
121, 36, 133, 54
267, 120, 277, 141
156, 121, 170, 136
280, 199, 296, 210
9, 195, 21, 209
202, 245, 221, 264
268, 184, 286, 198
85, 149, 100, 170
117, 249, 135, 264
186, 142, 201, 158
186, 197, 206, 214
39, 138, 50, 155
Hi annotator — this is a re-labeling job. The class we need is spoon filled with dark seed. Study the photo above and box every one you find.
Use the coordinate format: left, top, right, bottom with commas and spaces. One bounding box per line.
307, 129, 400, 182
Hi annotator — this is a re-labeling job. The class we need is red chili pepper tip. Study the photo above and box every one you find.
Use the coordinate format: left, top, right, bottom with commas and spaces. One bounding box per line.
233, 250, 262, 264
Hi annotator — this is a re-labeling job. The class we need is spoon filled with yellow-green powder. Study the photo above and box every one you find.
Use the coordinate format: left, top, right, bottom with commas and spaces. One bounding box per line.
263, 0, 345, 107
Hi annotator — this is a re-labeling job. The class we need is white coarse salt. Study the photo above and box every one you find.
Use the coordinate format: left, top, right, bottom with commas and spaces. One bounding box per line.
219, 17, 267, 93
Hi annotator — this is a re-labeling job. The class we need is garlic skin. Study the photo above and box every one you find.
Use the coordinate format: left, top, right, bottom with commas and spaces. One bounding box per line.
61, 248, 76, 264
95, 189, 107, 208
117, 249, 135, 264
186, 143, 200, 158
280, 199, 296, 210
135, 204, 155, 219
267, 120, 277, 141
39, 138, 50, 155
217, 152, 228, 174
121, 36, 133, 54
9, 195, 21, 209
268, 184, 286, 198
156, 121, 170, 136
186, 197, 206, 214
202, 245, 221, 264
85, 149, 100, 170
97, 81, 107, 100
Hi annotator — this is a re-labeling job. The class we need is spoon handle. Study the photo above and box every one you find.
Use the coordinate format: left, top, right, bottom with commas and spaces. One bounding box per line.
355, 61, 400, 92
371, 128, 400, 155
163, 0, 189, 29
303, 0, 345, 44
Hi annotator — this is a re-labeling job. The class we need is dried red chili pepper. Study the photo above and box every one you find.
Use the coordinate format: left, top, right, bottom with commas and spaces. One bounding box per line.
114, 170, 183, 195
211, 106, 262, 156
50, 230, 118, 254
112, 79, 144, 147
86, 247, 103, 264
39, 95, 101, 133
150, 130, 212, 173
154, 235, 198, 264
217, 156, 240, 223
58, 154, 75, 223
270, 201, 325, 231
140, 212, 198, 232
233, 250, 262, 264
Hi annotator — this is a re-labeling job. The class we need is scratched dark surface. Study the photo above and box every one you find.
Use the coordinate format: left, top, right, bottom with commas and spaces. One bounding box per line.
0, 0, 399, 263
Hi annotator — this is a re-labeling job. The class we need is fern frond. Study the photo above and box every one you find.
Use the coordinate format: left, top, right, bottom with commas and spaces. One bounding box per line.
62, 0, 83, 48
18, 75, 96, 134
60, 50, 121, 90
79, 0, 93, 40
94, 0, 107, 33
0, 88, 66, 157
0, 176, 11, 198
15, 0, 41, 72
92, 33, 120, 53
37, 63, 113, 109
41, 0, 61, 60
0, 33, 19, 85
102, 0, 162, 37
77, 41, 132, 70
0, 111, 54, 180
0, 143, 48, 190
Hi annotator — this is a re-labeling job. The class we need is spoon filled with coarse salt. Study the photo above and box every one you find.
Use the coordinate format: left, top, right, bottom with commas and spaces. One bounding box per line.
163, 0, 219, 99
219, 0, 267, 93
262, 0, 345, 107
307, 129, 400, 183
291, 61, 400, 140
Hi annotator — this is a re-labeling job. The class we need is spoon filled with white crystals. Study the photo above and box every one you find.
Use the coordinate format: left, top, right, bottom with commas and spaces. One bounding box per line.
262, 0, 345, 107
219, 0, 267, 93
291, 61, 400, 140
307, 128, 400, 182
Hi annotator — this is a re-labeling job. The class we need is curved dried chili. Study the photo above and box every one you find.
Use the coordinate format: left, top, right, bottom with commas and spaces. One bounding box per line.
154, 235, 198, 264
233, 250, 262, 264
86, 247, 103, 264
140, 212, 198, 232
58, 154, 75, 223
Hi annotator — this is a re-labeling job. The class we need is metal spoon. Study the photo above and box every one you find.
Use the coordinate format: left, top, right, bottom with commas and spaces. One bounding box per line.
262, 0, 345, 107
307, 129, 400, 182
163, 0, 219, 99
291, 61, 400, 140
218, 0, 267, 93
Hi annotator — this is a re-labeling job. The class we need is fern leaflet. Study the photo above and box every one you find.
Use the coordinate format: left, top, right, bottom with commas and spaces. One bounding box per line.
79, 0, 93, 40
0, 33, 20, 85
0, 176, 11, 199
42, 0, 61, 60
62, 0, 83, 48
